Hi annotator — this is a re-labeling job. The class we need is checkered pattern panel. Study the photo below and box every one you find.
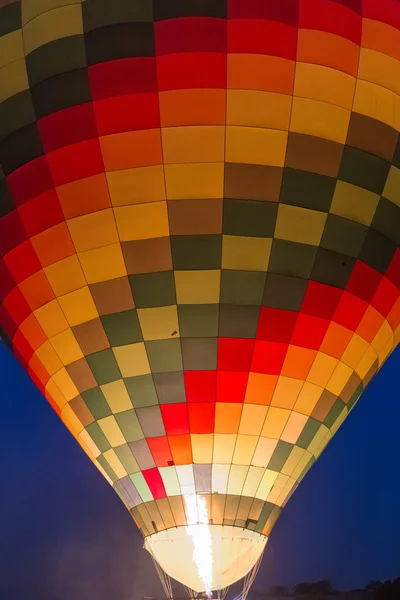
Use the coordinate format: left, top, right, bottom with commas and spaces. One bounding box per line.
1, 0, 400, 539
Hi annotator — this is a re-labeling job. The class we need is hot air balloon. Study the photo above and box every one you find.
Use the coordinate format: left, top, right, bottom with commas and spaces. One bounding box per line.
1, 0, 400, 596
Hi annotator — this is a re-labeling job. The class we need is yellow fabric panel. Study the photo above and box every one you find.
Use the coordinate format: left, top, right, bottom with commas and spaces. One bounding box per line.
0, 30, 24, 69
383, 166, 400, 207
213, 434, 236, 464
330, 181, 379, 227
293, 381, 323, 416
191, 434, 213, 464
103, 449, 127, 479
226, 89, 292, 129
106, 166, 166, 206
252, 438, 278, 468
355, 346, 378, 380
79, 429, 101, 458
45, 255, 86, 296
164, 163, 224, 200
225, 126, 288, 167
58, 287, 98, 327
98, 416, 126, 447
261, 407, 290, 438
45, 378, 68, 410
359, 48, 400, 97
330, 407, 348, 436
294, 62, 355, 109
267, 473, 290, 505
227, 465, 249, 496
61, 402, 84, 436
101, 380, 133, 414
270, 376, 303, 410
67, 209, 118, 252
137, 306, 180, 341
222, 235, 272, 271
290, 96, 350, 144
23, 4, 83, 54
112, 343, 150, 378
353, 79, 400, 131
342, 334, 370, 370
281, 412, 308, 444
0, 59, 29, 103
308, 424, 330, 457
307, 353, 339, 387
242, 467, 264, 498
326, 361, 354, 396
79, 244, 127, 284
275, 204, 327, 246
52, 368, 79, 402
255, 469, 279, 501
174, 270, 221, 304
232, 435, 258, 466
238, 404, 268, 436
114, 201, 169, 241
214, 403, 242, 434
281, 446, 306, 477
36, 341, 63, 375
34, 300, 69, 338
371, 321, 393, 356
162, 126, 225, 164
50, 328, 83, 365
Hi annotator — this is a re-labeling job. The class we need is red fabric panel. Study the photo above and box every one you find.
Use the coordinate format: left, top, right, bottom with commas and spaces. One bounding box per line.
256, 307, 298, 343
228, 19, 297, 59
89, 57, 158, 99
301, 281, 342, 320
188, 402, 215, 433
3, 240, 41, 283
18, 190, 64, 237
346, 261, 382, 303
184, 370, 216, 402
217, 338, 254, 371
160, 404, 189, 435
142, 467, 167, 500
155, 17, 227, 54
333, 291, 368, 331
299, 0, 362, 44
216, 371, 248, 402
47, 138, 104, 186
147, 436, 173, 467
291, 313, 330, 350
157, 53, 227, 90
371, 278, 399, 318
251, 341, 288, 374
228, 0, 299, 26
94, 92, 160, 136
7, 156, 53, 206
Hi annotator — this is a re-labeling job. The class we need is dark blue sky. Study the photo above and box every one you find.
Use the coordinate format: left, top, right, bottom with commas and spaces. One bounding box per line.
0, 342, 399, 600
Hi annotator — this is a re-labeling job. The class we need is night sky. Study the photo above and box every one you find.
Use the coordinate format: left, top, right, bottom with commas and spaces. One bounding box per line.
0, 342, 399, 600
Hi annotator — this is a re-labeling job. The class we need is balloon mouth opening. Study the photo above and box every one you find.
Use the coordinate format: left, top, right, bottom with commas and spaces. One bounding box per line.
144, 523, 267, 593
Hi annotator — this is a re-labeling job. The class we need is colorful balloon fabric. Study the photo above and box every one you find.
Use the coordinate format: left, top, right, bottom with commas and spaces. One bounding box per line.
1, 0, 400, 593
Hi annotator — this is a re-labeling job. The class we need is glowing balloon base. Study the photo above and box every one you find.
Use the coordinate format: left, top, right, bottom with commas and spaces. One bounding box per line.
144, 524, 267, 593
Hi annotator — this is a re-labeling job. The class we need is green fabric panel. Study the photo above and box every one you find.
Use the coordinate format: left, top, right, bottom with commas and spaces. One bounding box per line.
101, 310, 143, 347
145, 339, 183, 373
81, 387, 111, 420
178, 304, 219, 337
267, 441, 293, 472
171, 235, 222, 270
86, 422, 111, 452
129, 271, 176, 308
125, 374, 158, 408
223, 199, 277, 237
220, 270, 266, 305
115, 410, 144, 443
86, 349, 121, 385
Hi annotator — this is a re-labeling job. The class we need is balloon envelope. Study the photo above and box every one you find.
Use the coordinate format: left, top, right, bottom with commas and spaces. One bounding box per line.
1, 0, 400, 593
